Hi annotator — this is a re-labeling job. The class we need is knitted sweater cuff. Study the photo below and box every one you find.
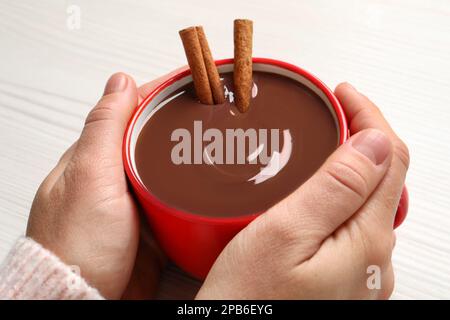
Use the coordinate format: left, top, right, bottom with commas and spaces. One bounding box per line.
0, 237, 103, 300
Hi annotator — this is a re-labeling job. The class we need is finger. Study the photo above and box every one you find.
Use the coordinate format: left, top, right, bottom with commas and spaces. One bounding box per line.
137, 79, 160, 105
298, 222, 394, 299
121, 236, 164, 300
75, 73, 138, 163
335, 83, 410, 229
138, 77, 168, 104
137, 66, 189, 104
125, 215, 167, 299
266, 128, 393, 249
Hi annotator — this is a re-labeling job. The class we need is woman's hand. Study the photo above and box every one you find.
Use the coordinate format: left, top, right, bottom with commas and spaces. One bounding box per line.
197, 83, 410, 299
26, 73, 165, 299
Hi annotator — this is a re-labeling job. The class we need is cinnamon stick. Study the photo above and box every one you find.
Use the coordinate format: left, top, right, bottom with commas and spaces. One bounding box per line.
179, 27, 214, 105
233, 19, 253, 113
196, 26, 225, 104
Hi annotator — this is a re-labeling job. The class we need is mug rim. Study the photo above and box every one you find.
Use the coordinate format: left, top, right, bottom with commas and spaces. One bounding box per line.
123, 57, 348, 225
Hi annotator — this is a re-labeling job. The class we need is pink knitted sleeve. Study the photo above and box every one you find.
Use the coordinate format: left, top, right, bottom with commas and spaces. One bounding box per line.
0, 237, 103, 300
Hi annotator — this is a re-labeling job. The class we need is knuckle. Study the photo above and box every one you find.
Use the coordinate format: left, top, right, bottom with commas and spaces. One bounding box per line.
260, 212, 298, 243
84, 99, 118, 125
85, 108, 110, 125
259, 206, 315, 248
263, 202, 327, 250
324, 161, 369, 201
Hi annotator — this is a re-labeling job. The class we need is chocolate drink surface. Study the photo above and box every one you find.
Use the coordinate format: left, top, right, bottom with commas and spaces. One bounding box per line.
135, 71, 338, 217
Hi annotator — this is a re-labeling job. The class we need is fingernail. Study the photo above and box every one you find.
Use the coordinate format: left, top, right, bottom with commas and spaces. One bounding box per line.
351, 129, 391, 165
104, 73, 128, 95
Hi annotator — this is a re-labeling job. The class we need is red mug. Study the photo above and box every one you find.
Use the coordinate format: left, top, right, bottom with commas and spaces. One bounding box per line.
123, 58, 408, 279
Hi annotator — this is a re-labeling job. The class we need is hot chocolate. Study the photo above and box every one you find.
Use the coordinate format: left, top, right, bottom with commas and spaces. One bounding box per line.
135, 71, 338, 217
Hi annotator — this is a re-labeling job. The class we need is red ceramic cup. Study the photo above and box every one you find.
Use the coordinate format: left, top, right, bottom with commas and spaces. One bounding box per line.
123, 58, 408, 279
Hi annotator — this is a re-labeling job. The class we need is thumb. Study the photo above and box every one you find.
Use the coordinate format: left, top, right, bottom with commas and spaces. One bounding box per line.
267, 128, 393, 247
76, 72, 138, 160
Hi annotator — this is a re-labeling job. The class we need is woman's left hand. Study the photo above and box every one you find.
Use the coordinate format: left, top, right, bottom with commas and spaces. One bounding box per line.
27, 73, 165, 299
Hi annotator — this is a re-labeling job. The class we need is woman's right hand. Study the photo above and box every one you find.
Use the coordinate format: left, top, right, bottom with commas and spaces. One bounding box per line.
197, 83, 410, 299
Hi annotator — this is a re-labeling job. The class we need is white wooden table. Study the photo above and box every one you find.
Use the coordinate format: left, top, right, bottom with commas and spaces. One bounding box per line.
0, 0, 449, 299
